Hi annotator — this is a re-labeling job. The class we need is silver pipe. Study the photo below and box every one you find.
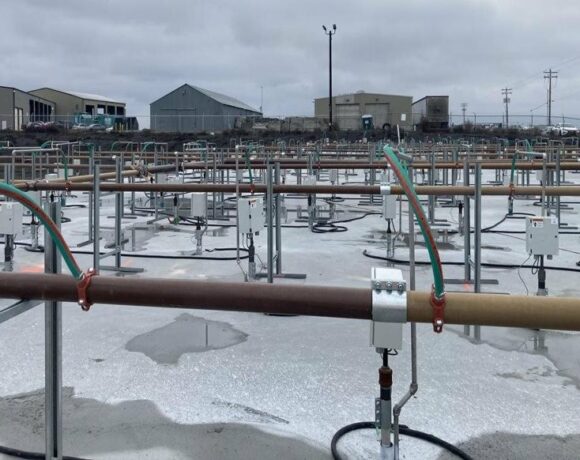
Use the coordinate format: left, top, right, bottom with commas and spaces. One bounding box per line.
114, 156, 122, 269
393, 165, 418, 460
275, 162, 282, 275
93, 164, 100, 273
267, 163, 274, 284
474, 162, 482, 342
44, 201, 62, 460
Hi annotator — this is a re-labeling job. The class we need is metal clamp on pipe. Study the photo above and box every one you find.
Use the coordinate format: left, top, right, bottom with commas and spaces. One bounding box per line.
380, 185, 391, 195
370, 267, 406, 350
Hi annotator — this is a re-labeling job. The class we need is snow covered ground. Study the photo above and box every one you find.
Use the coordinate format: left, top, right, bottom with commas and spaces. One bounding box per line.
0, 168, 579, 459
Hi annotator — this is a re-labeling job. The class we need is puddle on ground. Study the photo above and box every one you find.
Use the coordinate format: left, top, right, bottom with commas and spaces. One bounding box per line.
449, 325, 580, 389
436, 431, 580, 460
0, 387, 329, 460
125, 313, 248, 364
100, 223, 230, 252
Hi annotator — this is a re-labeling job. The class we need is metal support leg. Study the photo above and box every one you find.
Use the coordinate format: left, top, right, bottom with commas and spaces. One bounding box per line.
393, 166, 417, 460
93, 164, 100, 273
115, 157, 122, 269
275, 162, 282, 275
474, 163, 482, 342
463, 160, 471, 336
44, 201, 62, 460
267, 164, 274, 284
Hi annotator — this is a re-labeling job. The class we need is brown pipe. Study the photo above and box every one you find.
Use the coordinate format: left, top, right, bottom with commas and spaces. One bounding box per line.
1, 272, 580, 330
15, 181, 580, 197
0, 273, 370, 319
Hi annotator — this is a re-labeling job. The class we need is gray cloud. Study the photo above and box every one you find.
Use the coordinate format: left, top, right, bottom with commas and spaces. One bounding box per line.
1, 0, 579, 126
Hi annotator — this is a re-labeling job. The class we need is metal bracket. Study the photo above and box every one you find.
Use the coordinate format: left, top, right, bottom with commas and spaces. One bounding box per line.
380, 185, 392, 195
370, 267, 406, 350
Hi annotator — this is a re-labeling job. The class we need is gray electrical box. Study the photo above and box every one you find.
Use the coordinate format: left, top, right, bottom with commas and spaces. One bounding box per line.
526, 216, 559, 256
329, 169, 339, 184
190, 193, 207, 218
238, 197, 265, 235
383, 195, 397, 220
0, 202, 23, 236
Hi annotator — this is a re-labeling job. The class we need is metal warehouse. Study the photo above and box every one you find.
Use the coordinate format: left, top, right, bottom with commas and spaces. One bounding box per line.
28, 87, 126, 124
150, 84, 262, 133
314, 91, 412, 130
0, 86, 55, 131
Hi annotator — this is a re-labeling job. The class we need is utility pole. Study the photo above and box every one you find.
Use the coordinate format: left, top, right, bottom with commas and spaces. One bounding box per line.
260, 86, 263, 115
544, 69, 558, 126
502, 88, 512, 128
322, 24, 337, 130
461, 103, 467, 125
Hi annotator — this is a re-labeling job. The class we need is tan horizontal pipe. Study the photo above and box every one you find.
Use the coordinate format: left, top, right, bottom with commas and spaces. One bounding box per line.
408, 291, 580, 331
0, 272, 579, 331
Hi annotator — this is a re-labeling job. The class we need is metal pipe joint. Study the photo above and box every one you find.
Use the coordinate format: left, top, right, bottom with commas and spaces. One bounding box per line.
370, 267, 406, 350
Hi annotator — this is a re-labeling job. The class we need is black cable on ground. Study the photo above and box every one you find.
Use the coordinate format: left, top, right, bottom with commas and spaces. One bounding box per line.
330, 421, 472, 460
70, 247, 250, 261
0, 444, 90, 460
362, 250, 580, 273
312, 222, 348, 233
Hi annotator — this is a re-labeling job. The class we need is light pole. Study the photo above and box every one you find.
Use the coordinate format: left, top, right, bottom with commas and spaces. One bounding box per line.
322, 24, 336, 130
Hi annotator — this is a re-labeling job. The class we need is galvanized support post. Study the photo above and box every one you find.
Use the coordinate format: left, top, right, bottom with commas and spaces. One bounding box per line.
266, 163, 274, 284
474, 162, 482, 342
44, 201, 62, 460
114, 156, 122, 269
275, 162, 282, 275
93, 163, 100, 273
87, 153, 94, 241
463, 159, 471, 336
428, 150, 435, 225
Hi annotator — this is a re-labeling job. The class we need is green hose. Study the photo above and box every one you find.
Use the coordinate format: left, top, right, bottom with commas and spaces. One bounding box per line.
384, 146, 445, 297
244, 149, 254, 184
0, 182, 82, 279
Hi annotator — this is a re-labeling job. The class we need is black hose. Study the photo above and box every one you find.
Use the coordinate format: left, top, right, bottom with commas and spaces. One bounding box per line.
362, 250, 580, 272
0, 444, 90, 460
312, 222, 348, 233
330, 421, 472, 460
70, 247, 250, 261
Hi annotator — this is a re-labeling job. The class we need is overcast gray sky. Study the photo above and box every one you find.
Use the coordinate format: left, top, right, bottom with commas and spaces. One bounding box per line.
2, 0, 580, 126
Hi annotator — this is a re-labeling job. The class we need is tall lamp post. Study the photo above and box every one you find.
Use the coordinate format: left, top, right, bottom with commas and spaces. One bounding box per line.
322, 24, 336, 130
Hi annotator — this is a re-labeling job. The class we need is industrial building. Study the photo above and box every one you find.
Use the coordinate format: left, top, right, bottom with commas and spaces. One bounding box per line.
412, 96, 449, 131
28, 87, 126, 123
150, 84, 262, 133
314, 91, 412, 130
0, 86, 55, 131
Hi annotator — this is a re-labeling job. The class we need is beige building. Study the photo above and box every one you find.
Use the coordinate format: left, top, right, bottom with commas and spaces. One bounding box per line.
29, 88, 125, 122
314, 91, 412, 130
0, 86, 55, 131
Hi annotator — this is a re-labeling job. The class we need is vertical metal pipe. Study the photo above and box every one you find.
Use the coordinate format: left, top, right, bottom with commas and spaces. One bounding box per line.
115, 156, 122, 269
556, 148, 561, 223
474, 162, 482, 342
93, 163, 100, 273
463, 160, 471, 283
275, 162, 282, 275
463, 159, 471, 336
44, 201, 62, 460
267, 163, 274, 283
428, 149, 435, 224
87, 153, 94, 242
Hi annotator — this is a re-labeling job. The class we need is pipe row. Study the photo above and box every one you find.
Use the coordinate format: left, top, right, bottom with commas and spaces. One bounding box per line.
15, 181, 580, 197
0, 273, 579, 331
